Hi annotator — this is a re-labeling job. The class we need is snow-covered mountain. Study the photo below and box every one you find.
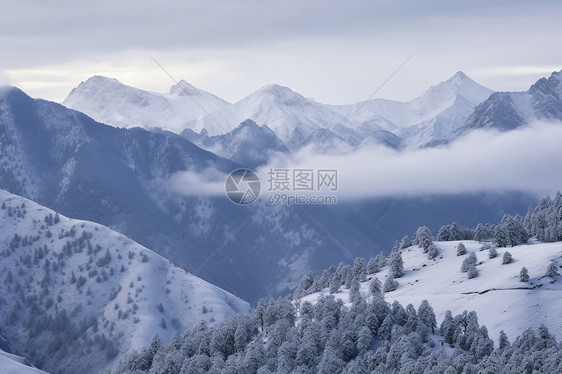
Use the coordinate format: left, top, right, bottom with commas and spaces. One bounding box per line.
181, 119, 289, 168
62, 76, 230, 134
301, 239, 562, 343
0, 189, 250, 374
330, 71, 494, 148
184, 84, 358, 150
456, 69, 562, 136
63, 72, 493, 154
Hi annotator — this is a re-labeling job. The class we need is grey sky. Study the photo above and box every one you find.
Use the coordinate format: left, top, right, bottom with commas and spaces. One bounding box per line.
1, 0, 561, 104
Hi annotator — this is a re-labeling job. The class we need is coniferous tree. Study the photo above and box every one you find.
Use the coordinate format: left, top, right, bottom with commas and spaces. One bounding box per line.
467, 264, 478, 279
474, 223, 485, 242
461, 252, 478, 272
502, 251, 513, 264
369, 277, 382, 298
427, 244, 438, 260
366, 257, 379, 275
399, 235, 412, 249
520, 267, 530, 282
383, 275, 399, 292
545, 261, 559, 277
498, 330, 510, 349
414, 226, 433, 252
457, 242, 467, 256
388, 251, 404, 278
418, 300, 437, 334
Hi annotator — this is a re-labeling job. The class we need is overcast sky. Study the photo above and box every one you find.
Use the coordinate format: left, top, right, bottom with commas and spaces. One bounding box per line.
1, 0, 561, 104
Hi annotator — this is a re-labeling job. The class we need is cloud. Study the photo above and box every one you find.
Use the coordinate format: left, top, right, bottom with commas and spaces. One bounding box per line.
168, 167, 228, 197
0, 70, 10, 86
255, 121, 562, 199
2, 1, 562, 104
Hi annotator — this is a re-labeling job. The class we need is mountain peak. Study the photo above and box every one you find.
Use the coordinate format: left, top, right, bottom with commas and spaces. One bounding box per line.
415, 71, 493, 108
82, 75, 122, 87
528, 69, 562, 97
254, 84, 308, 106
169, 80, 199, 96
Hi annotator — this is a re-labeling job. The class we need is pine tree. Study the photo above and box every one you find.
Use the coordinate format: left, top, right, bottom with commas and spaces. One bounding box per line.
414, 226, 433, 252
488, 247, 498, 259
383, 275, 399, 292
502, 251, 513, 264
449, 222, 461, 241
461, 252, 478, 272
366, 257, 379, 274
427, 244, 438, 260
457, 242, 466, 256
498, 330, 510, 349
545, 261, 559, 277
520, 266, 529, 282
369, 277, 382, 297
399, 235, 412, 249
418, 300, 437, 334
474, 223, 485, 242
467, 264, 478, 279
388, 251, 404, 278
357, 326, 373, 353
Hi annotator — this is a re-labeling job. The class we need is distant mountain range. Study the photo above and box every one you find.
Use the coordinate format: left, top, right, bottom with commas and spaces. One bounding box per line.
63, 71, 495, 158
63, 70, 562, 166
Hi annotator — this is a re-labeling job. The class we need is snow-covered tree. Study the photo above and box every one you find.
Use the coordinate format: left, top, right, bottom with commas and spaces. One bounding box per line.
457, 242, 466, 256
388, 251, 404, 278
467, 264, 478, 279
498, 330, 510, 349
366, 257, 379, 275
502, 251, 513, 264
545, 261, 559, 277
418, 300, 437, 334
461, 252, 478, 272
369, 277, 382, 297
427, 244, 438, 260
520, 266, 529, 282
383, 275, 399, 292
488, 247, 498, 259
399, 235, 412, 249
414, 226, 433, 252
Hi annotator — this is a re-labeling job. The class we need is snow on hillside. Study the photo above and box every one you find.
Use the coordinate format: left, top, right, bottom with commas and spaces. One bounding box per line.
62, 76, 230, 134
0, 189, 250, 374
301, 240, 562, 343
0, 348, 47, 373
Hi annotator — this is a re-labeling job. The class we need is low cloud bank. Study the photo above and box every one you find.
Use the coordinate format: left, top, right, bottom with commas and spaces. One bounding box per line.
170, 121, 562, 200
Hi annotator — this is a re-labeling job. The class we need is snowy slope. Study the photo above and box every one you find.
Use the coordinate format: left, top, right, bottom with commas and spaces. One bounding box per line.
62, 76, 230, 134
0, 189, 250, 374
456, 69, 562, 136
301, 240, 562, 343
0, 348, 47, 374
